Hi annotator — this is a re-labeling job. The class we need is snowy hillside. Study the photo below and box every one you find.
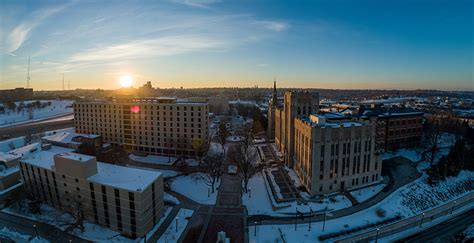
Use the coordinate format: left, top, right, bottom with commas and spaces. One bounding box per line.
0, 100, 73, 127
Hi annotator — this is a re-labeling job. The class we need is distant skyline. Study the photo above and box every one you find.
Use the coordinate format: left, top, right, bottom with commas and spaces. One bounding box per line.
0, 0, 472, 91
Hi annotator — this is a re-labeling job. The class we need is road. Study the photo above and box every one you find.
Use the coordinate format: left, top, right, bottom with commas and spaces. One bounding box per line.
0, 114, 73, 139
401, 209, 474, 243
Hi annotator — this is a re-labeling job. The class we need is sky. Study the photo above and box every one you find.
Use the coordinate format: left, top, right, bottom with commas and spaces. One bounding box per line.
0, 0, 472, 91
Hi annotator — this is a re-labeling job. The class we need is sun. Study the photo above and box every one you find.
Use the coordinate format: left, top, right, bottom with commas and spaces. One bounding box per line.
119, 75, 133, 88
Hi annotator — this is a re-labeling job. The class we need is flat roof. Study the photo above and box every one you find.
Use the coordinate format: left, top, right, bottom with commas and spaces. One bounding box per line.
89, 162, 161, 192
56, 152, 95, 162
21, 147, 161, 192
42, 131, 100, 144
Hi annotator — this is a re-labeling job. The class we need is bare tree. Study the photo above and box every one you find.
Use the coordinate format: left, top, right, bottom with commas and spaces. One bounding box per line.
200, 152, 224, 193
217, 120, 230, 156
191, 138, 205, 166
230, 143, 259, 193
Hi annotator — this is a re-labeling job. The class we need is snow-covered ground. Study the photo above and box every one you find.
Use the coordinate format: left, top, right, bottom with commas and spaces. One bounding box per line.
129, 154, 199, 167
164, 192, 180, 205
249, 170, 473, 242
350, 183, 386, 203
125, 165, 181, 179
169, 173, 220, 205
243, 173, 352, 216
0, 227, 49, 243
157, 209, 193, 243
3, 201, 173, 242
0, 100, 73, 127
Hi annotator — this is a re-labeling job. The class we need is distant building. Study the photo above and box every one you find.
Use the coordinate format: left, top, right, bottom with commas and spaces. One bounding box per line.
74, 97, 209, 157
19, 151, 164, 238
275, 91, 320, 167
42, 131, 103, 156
188, 96, 229, 115
267, 81, 278, 140
293, 115, 382, 195
0, 88, 33, 102
138, 81, 156, 97
359, 107, 423, 151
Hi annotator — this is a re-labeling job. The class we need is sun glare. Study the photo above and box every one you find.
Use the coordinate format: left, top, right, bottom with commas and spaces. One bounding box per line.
119, 75, 133, 88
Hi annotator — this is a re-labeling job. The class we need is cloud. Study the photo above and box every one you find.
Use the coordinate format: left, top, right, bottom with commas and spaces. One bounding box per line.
6, 4, 69, 54
68, 36, 224, 63
253, 20, 289, 32
171, 0, 221, 8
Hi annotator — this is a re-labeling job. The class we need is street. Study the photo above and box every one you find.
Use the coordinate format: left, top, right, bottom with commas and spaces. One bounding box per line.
0, 114, 73, 139
400, 209, 474, 243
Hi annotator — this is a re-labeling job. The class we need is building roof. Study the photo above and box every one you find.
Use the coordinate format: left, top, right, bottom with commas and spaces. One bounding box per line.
42, 131, 100, 145
21, 147, 161, 192
89, 163, 162, 192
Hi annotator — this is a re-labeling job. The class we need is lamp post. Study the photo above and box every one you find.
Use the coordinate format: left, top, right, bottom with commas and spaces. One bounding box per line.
254, 221, 258, 237
33, 224, 38, 238
419, 212, 425, 228
249, 187, 252, 198
208, 186, 211, 197
308, 208, 312, 231
450, 200, 456, 214
322, 207, 327, 232
294, 207, 298, 231
175, 217, 179, 232
375, 228, 380, 243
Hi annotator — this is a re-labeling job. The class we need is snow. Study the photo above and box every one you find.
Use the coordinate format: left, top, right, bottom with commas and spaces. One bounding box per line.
3, 200, 172, 242
226, 136, 244, 142
125, 165, 180, 178
243, 173, 352, 216
462, 223, 474, 240
89, 162, 162, 192
42, 131, 99, 144
0, 136, 25, 153
129, 154, 176, 165
169, 173, 220, 205
350, 183, 386, 203
157, 209, 194, 243
249, 170, 473, 242
0, 227, 49, 243
164, 192, 180, 205
382, 148, 423, 162
0, 100, 73, 127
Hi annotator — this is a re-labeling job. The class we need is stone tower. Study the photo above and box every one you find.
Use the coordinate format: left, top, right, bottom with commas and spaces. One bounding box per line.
267, 80, 278, 140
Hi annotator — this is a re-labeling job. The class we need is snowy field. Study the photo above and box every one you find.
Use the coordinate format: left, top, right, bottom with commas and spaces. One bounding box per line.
157, 209, 194, 243
169, 173, 220, 205
129, 154, 199, 166
350, 183, 386, 203
0, 227, 49, 243
249, 170, 473, 242
125, 165, 181, 179
243, 173, 352, 216
0, 100, 73, 127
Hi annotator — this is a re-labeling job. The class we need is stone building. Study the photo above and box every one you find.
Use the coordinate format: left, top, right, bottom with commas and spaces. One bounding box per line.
293, 115, 382, 195
267, 81, 278, 140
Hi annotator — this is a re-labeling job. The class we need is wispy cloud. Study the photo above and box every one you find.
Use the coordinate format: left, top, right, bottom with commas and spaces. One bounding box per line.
6, 4, 69, 54
253, 20, 289, 32
69, 36, 224, 63
170, 0, 221, 8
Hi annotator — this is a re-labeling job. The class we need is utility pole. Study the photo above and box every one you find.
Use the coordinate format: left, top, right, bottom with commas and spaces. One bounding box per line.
26, 56, 31, 88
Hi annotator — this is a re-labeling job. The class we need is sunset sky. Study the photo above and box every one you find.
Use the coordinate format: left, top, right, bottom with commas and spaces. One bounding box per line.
0, 0, 472, 91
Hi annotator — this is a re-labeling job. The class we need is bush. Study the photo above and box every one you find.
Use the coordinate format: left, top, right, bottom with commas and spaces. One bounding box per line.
376, 208, 386, 218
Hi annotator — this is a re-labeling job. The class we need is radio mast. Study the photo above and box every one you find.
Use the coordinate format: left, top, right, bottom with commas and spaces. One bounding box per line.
26, 57, 31, 88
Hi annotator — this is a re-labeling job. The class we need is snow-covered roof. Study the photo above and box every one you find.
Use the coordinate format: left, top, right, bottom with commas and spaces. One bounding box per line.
42, 131, 99, 145
21, 147, 161, 192
89, 162, 162, 192
0, 166, 19, 177
0, 152, 21, 163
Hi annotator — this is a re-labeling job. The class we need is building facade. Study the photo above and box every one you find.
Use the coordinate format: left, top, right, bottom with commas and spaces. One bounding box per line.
0, 88, 33, 102
274, 91, 320, 167
74, 97, 209, 157
267, 81, 278, 140
19, 151, 164, 238
188, 96, 229, 115
293, 115, 382, 195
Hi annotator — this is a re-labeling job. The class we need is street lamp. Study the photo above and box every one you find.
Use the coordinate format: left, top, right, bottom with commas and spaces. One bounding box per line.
294, 207, 298, 231
33, 224, 38, 238
208, 186, 211, 197
419, 212, 425, 228
322, 207, 328, 232
308, 208, 313, 231
254, 221, 258, 237
175, 217, 179, 232
375, 228, 380, 243
450, 200, 456, 214
249, 187, 252, 198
